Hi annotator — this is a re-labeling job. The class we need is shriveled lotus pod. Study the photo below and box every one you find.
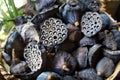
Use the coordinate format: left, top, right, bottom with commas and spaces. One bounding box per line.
37, 0, 57, 12
4, 30, 26, 64
103, 48, 120, 63
96, 57, 115, 77
37, 72, 62, 80
78, 0, 101, 12
111, 29, 120, 49
103, 30, 117, 50
81, 12, 102, 37
59, 0, 83, 26
75, 68, 103, 80
63, 75, 78, 80
68, 30, 83, 42
88, 44, 103, 68
72, 47, 88, 69
53, 51, 76, 75
79, 36, 96, 47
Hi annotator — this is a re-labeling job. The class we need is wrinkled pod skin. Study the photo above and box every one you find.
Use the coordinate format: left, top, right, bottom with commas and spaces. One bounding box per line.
75, 68, 103, 80
4, 30, 26, 65
52, 51, 76, 76
37, 72, 62, 80
78, 0, 101, 12
59, 0, 83, 26
96, 57, 115, 78
37, 0, 57, 12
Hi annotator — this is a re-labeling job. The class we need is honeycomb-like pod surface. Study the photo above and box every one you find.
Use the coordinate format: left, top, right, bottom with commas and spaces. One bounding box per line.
24, 41, 42, 71
81, 12, 102, 37
40, 18, 68, 47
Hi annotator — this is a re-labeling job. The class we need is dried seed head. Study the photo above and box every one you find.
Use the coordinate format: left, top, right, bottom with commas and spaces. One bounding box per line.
24, 41, 42, 71
81, 12, 102, 37
40, 18, 68, 47
96, 57, 115, 77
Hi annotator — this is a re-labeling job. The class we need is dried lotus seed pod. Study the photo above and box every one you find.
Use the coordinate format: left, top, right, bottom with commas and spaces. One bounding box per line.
15, 21, 40, 43
53, 51, 76, 75
63, 75, 78, 80
37, 0, 57, 12
111, 29, 120, 49
72, 47, 88, 69
37, 72, 62, 80
81, 12, 102, 37
24, 41, 42, 72
88, 44, 103, 68
78, 0, 100, 12
103, 48, 120, 63
96, 57, 115, 77
79, 36, 96, 47
68, 30, 83, 42
40, 18, 68, 47
59, 0, 83, 25
75, 68, 103, 80
103, 30, 117, 50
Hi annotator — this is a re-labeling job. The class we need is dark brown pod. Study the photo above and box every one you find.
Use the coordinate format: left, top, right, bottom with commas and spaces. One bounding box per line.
72, 47, 88, 69
67, 24, 79, 33
79, 36, 96, 47
59, 0, 83, 25
88, 44, 103, 68
4, 30, 26, 64
37, 72, 62, 80
111, 29, 120, 49
10, 49, 30, 75
75, 68, 103, 80
68, 30, 83, 42
103, 48, 120, 63
103, 30, 117, 50
100, 12, 118, 30
37, 0, 57, 12
59, 39, 79, 53
96, 57, 115, 77
53, 51, 76, 75
63, 75, 78, 80
78, 0, 100, 12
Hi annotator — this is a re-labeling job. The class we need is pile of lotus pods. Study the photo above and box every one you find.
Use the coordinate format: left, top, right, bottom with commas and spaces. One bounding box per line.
2, 0, 120, 80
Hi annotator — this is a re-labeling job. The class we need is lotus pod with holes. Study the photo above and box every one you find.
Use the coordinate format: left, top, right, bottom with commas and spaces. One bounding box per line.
40, 18, 68, 47
52, 51, 76, 75
79, 36, 96, 47
81, 12, 102, 37
103, 48, 120, 63
103, 30, 117, 50
78, 0, 100, 12
37, 72, 62, 80
75, 68, 103, 80
88, 44, 103, 68
72, 47, 88, 69
96, 57, 115, 77
59, 0, 83, 26
24, 41, 43, 72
